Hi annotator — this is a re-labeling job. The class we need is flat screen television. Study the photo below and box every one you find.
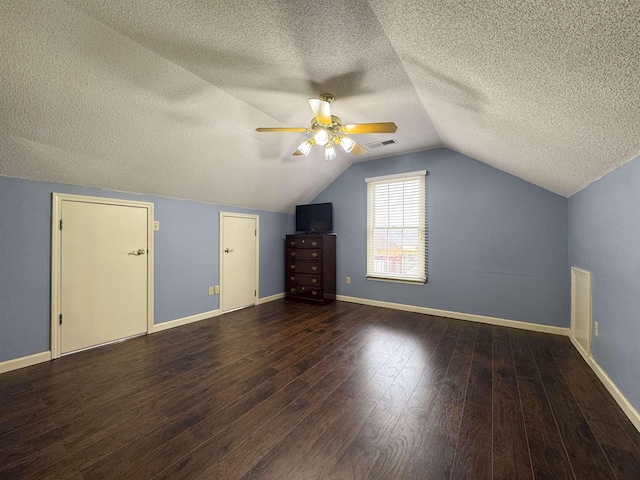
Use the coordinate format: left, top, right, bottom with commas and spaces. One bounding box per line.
296, 202, 333, 233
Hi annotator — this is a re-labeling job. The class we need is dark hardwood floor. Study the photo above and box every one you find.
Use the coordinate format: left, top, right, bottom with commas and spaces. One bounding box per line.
1, 300, 640, 479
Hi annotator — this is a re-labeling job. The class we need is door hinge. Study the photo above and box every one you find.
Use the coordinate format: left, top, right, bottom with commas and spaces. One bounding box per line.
254, 290, 257, 297
255, 229, 257, 236
59, 314, 62, 325
59, 219, 63, 230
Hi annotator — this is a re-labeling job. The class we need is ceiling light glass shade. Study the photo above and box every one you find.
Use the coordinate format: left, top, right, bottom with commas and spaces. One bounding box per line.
297, 139, 313, 156
340, 136, 356, 153
325, 144, 336, 161
314, 129, 329, 146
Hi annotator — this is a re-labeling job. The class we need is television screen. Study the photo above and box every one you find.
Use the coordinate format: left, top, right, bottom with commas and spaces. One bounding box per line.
296, 203, 333, 233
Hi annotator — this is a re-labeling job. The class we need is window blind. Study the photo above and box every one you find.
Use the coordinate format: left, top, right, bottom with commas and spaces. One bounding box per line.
366, 170, 426, 283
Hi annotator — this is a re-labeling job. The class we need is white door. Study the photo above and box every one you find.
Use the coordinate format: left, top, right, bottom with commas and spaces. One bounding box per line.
570, 266, 592, 361
60, 200, 149, 354
221, 213, 258, 312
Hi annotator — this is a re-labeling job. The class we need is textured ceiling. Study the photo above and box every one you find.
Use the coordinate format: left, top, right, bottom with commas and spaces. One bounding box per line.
1, 1, 639, 212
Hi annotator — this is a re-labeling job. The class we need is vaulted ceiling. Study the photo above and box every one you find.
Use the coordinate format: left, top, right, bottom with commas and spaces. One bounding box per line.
1, 1, 639, 212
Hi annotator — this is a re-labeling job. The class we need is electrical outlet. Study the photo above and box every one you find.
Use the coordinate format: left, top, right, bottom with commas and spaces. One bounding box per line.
214, 285, 220, 294
346, 276, 351, 284
153, 221, 160, 231
594, 321, 599, 337
208, 286, 214, 295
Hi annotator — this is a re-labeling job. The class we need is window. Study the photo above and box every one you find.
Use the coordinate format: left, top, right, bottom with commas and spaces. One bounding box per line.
366, 170, 427, 284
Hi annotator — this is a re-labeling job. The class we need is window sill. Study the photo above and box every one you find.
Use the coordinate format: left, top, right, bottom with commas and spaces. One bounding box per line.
366, 276, 426, 285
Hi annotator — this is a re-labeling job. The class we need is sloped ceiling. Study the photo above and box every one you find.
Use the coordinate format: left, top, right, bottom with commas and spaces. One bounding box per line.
1, 1, 639, 213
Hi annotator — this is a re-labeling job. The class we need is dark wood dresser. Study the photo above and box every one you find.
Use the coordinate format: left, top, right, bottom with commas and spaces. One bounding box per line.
285, 234, 336, 305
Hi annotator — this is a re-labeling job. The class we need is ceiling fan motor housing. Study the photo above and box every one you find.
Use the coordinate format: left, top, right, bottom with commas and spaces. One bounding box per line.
319, 93, 335, 103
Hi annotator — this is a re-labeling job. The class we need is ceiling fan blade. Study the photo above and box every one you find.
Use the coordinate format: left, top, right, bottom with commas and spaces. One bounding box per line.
255, 127, 308, 132
308, 98, 332, 126
350, 142, 367, 155
342, 122, 397, 134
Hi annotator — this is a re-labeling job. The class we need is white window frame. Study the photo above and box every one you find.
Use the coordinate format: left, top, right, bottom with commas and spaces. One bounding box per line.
366, 170, 427, 284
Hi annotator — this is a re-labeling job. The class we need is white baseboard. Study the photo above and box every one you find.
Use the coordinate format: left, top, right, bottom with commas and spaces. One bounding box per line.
588, 356, 640, 434
153, 295, 284, 333
152, 309, 220, 333
569, 335, 590, 364
257, 293, 285, 305
0, 351, 52, 374
336, 295, 570, 336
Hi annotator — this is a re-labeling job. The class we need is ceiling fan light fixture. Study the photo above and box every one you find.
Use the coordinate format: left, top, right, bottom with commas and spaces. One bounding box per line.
339, 136, 356, 153
256, 93, 396, 159
314, 129, 329, 146
297, 139, 314, 156
325, 144, 336, 161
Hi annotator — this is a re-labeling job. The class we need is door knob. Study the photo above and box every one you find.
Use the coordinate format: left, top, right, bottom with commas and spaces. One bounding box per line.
224, 248, 235, 253
128, 248, 146, 256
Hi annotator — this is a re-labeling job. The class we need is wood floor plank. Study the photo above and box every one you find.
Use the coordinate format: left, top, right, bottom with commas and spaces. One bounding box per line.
450, 323, 493, 480
200, 363, 358, 480
293, 395, 380, 479
0, 396, 45, 424
325, 404, 399, 480
546, 334, 640, 479
491, 327, 533, 480
187, 371, 308, 442
153, 378, 311, 480
241, 391, 357, 479
105, 431, 201, 480
510, 330, 575, 480
0, 423, 76, 467
452, 402, 492, 480
22, 457, 83, 480
370, 320, 462, 479
63, 411, 169, 472
0, 442, 67, 480
81, 429, 200, 480
1, 301, 639, 479
547, 335, 640, 450
528, 333, 614, 479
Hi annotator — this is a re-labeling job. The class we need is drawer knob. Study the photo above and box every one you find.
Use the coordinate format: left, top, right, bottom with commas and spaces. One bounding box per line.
312, 278, 317, 284
312, 252, 318, 257
289, 241, 295, 246
290, 288, 295, 292
312, 291, 318, 296
290, 276, 295, 281
290, 252, 295, 256
312, 241, 317, 246
312, 266, 317, 271
290, 265, 296, 270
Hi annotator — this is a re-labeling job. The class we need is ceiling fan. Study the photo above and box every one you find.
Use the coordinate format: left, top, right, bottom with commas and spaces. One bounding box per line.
256, 93, 397, 161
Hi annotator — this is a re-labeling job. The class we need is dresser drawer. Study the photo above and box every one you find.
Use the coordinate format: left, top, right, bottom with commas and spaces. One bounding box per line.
287, 285, 322, 299
287, 248, 321, 261
286, 237, 323, 248
290, 273, 321, 286
286, 261, 322, 274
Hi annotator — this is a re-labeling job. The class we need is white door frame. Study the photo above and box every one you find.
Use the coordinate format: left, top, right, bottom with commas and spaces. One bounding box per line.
219, 212, 259, 313
51, 193, 155, 359
570, 266, 592, 362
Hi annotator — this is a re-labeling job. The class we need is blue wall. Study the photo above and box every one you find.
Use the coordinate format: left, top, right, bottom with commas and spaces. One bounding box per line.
568, 154, 640, 413
0, 175, 292, 362
313, 149, 570, 326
